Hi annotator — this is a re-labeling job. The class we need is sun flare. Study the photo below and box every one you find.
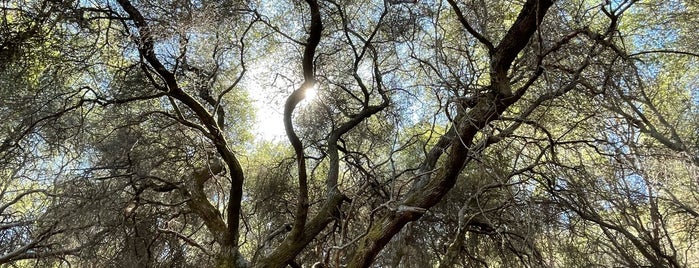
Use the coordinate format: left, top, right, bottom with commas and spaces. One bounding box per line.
304, 83, 319, 100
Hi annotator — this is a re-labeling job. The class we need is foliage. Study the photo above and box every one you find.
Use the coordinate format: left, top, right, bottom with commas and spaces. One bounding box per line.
1, 0, 697, 267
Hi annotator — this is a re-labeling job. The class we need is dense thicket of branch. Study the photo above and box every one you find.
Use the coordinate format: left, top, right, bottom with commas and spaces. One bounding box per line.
1, 0, 698, 267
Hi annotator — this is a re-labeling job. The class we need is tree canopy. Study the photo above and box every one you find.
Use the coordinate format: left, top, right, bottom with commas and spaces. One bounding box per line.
1, 0, 698, 267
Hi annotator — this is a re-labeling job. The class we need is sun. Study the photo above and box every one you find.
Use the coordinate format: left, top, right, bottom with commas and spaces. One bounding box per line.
304, 83, 319, 101
243, 62, 321, 140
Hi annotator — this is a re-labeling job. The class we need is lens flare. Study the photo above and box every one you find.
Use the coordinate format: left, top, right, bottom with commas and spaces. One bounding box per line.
304, 83, 319, 100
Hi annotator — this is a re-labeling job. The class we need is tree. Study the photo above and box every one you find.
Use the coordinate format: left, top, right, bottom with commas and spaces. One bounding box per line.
1, 0, 697, 267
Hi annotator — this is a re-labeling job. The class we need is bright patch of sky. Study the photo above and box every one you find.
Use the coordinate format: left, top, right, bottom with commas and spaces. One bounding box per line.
244, 64, 287, 141
242, 59, 320, 141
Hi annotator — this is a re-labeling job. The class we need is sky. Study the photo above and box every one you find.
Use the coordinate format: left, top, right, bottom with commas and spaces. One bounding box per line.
244, 64, 318, 141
